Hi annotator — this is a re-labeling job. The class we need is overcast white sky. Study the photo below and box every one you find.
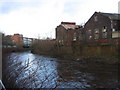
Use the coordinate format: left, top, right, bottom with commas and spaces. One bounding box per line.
0, 0, 119, 39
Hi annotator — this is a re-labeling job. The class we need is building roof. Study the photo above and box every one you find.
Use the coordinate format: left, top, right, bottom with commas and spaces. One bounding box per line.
14, 33, 23, 37
99, 12, 120, 20
6, 35, 12, 37
61, 22, 79, 29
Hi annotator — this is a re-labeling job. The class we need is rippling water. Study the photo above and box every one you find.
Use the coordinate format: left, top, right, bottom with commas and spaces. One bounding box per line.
2, 52, 118, 88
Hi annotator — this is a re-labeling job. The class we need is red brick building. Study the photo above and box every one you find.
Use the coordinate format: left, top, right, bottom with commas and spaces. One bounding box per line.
55, 22, 80, 46
12, 34, 23, 45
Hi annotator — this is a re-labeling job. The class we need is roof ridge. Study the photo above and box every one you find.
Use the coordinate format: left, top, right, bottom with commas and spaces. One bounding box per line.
96, 12, 120, 20
98, 12, 120, 15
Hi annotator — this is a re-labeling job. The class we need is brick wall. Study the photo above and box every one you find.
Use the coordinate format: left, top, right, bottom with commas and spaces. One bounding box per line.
84, 12, 112, 42
56, 25, 77, 46
12, 34, 23, 45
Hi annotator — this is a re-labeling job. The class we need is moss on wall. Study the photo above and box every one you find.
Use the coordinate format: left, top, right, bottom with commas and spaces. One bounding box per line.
81, 45, 118, 58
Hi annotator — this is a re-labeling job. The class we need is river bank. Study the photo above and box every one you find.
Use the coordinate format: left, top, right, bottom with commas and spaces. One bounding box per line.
31, 47, 119, 65
2, 47, 30, 54
30, 39, 120, 65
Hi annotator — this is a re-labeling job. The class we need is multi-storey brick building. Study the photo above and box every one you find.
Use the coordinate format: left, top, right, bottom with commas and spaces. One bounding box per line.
55, 22, 80, 46
83, 12, 120, 45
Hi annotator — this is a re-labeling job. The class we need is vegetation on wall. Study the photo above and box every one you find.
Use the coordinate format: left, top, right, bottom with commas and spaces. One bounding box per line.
31, 39, 119, 64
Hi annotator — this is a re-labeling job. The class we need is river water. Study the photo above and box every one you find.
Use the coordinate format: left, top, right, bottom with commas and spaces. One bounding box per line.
2, 51, 118, 88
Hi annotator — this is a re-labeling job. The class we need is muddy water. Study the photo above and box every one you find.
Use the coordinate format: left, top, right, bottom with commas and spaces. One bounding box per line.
2, 52, 118, 88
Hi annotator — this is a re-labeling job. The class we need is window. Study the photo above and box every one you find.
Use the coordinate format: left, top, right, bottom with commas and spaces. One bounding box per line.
94, 29, 99, 39
59, 40, 64, 45
88, 30, 92, 40
102, 26, 107, 38
89, 35, 92, 39
61, 40, 64, 45
94, 16, 98, 22
88, 30, 92, 34
73, 32, 77, 41
59, 40, 61, 43
112, 28, 115, 32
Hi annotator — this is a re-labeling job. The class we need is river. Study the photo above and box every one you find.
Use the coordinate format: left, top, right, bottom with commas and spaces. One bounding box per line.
2, 51, 118, 88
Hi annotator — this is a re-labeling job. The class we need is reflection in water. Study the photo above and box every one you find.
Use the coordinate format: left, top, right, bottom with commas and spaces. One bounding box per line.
3, 52, 58, 88
56, 59, 118, 88
3, 52, 118, 88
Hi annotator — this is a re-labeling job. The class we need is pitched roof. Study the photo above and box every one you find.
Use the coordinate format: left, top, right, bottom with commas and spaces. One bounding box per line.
61, 22, 79, 29
99, 12, 120, 20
